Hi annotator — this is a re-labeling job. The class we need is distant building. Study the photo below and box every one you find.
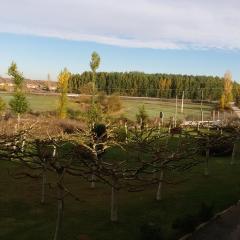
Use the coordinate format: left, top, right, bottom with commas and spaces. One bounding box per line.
0, 77, 57, 92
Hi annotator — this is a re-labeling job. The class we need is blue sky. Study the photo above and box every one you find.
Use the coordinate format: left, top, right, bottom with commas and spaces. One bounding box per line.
0, 0, 240, 81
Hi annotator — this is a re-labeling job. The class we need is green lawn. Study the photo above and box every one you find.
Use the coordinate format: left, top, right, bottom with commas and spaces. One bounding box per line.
121, 99, 213, 121
0, 93, 213, 121
0, 154, 239, 240
0, 93, 79, 112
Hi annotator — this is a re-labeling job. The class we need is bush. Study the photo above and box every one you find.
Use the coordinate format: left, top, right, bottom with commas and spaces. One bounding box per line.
57, 120, 83, 134
140, 222, 163, 240
136, 105, 148, 127
108, 93, 122, 112
0, 97, 6, 114
113, 127, 128, 142
67, 108, 82, 120
209, 142, 233, 156
198, 202, 214, 222
172, 214, 198, 234
172, 202, 214, 235
93, 123, 107, 139
85, 104, 103, 124
80, 82, 93, 95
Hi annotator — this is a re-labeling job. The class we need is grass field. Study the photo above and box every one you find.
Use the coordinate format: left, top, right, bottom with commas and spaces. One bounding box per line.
0, 93, 238, 240
0, 93, 213, 121
0, 155, 239, 240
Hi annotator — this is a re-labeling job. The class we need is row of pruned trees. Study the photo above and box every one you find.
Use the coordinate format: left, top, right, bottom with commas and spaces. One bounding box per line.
1, 121, 239, 240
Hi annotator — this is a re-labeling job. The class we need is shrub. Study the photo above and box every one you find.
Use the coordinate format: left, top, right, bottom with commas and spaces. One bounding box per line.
172, 214, 198, 234
108, 93, 122, 112
85, 104, 103, 124
67, 108, 82, 120
198, 202, 214, 222
57, 120, 83, 134
136, 105, 148, 126
93, 123, 107, 139
140, 222, 163, 240
0, 97, 6, 114
113, 127, 128, 142
98, 91, 108, 111
80, 82, 93, 95
172, 202, 215, 235
209, 142, 233, 156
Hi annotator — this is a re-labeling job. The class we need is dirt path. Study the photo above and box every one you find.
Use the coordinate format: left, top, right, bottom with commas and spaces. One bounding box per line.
190, 203, 240, 240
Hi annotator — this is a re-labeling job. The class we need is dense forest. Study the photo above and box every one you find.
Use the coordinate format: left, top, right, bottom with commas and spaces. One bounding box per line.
68, 71, 239, 100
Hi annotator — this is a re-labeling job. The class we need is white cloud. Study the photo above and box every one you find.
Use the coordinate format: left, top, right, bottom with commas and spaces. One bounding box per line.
0, 0, 240, 49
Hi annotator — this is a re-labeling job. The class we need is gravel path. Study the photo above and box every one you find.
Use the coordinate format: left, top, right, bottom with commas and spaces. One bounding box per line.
190, 204, 240, 240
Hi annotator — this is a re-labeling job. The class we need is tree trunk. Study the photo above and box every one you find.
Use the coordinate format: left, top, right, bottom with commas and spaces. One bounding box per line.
21, 135, 26, 152
110, 185, 118, 222
41, 161, 47, 204
231, 143, 236, 165
156, 168, 164, 201
17, 113, 20, 129
91, 174, 96, 189
204, 148, 210, 176
53, 171, 64, 240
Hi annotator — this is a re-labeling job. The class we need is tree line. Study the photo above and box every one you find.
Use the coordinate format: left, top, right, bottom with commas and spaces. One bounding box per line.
68, 71, 240, 101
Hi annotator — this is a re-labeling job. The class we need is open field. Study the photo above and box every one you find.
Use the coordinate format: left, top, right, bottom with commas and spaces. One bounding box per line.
0, 92, 214, 121
0, 154, 240, 240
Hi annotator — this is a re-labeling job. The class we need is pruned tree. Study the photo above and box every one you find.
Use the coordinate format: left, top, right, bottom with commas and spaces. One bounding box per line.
197, 130, 234, 176
128, 126, 200, 201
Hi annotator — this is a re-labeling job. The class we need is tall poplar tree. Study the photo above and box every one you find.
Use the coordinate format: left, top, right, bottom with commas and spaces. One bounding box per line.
220, 71, 233, 109
57, 68, 71, 119
90, 52, 100, 105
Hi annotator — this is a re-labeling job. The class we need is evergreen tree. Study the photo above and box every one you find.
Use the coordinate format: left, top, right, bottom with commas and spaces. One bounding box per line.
68, 71, 235, 101
8, 62, 29, 124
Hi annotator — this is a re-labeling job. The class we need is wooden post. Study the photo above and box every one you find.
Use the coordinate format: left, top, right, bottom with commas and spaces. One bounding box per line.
174, 94, 178, 127
181, 91, 184, 113
124, 121, 128, 143
212, 110, 215, 121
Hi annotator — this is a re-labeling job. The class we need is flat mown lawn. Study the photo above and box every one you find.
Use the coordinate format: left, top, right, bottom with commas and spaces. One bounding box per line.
122, 99, 213, 120
0, 155, 239, 240
0, 93, 213, 121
